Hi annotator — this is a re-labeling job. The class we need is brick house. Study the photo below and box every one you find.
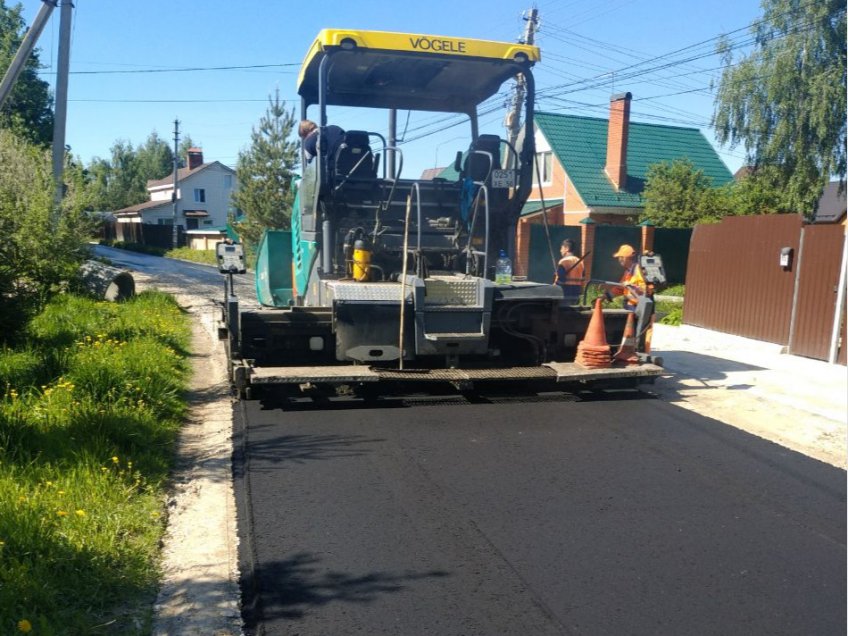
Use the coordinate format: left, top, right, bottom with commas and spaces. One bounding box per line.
515, 92, 732, 276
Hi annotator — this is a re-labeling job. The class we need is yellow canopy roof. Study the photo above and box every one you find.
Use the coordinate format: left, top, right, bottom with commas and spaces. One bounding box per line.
297, 29, 540, 112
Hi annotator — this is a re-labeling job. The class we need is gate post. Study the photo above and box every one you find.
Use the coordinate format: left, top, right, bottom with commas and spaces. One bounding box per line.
580, 216, 596, 281
829, 230, 848, 363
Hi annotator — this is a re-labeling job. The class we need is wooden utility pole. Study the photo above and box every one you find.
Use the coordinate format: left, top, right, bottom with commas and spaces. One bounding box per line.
505, 7, 539, 155
51, 0, 73, 207
171, 119, 181, 249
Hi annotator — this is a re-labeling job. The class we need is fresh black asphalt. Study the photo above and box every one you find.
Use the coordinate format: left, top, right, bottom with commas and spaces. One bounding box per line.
233, 388, 846, 636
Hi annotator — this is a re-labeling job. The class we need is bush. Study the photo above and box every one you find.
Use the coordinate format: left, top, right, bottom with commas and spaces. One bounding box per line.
108, 241, 167, 257
0, 130, 93, 340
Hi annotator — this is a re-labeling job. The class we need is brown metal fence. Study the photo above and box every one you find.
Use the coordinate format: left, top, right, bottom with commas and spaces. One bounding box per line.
789, 224, 846, 360
684, 215, 803, 345
685, 214, 846, 363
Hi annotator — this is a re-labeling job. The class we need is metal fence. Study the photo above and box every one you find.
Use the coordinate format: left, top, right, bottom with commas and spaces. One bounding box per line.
685, 214, 845, 363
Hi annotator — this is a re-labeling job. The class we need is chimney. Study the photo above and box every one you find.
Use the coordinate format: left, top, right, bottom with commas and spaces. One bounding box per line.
605, 92, 632, 191
187, 147, 203, 171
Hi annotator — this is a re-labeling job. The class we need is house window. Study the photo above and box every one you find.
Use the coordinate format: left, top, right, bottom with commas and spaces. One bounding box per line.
532, 151, 553, 186
223, 175, 233, 189
157, 218, 174, 225
203, 220, 213, 226
194, 188, 206, 203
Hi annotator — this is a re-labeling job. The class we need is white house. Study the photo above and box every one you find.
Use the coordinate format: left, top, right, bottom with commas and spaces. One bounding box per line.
115, 148, 237, 247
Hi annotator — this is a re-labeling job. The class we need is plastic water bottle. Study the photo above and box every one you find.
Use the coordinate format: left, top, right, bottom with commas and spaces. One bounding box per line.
495, 249, 513, 285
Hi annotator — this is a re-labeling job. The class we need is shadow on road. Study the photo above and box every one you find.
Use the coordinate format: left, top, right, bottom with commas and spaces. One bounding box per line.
238, 431, 386, 469
241, 551, 450, 630
252, 382, 658, 412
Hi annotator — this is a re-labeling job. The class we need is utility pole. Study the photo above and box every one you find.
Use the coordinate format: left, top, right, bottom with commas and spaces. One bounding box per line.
0, 0, 57, 110
171, 119, 180, 249
505, 7, 539, 158
51, 0, 73, 207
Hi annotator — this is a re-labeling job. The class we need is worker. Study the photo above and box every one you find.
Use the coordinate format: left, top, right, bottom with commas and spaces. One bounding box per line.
299, 119, 345, 164
555, 238, 585, 298
602, 244, 646, 312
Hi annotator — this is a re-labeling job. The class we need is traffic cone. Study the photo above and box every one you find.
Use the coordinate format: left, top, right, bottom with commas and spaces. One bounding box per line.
613, 312, 639, 365
575, 298, 611, 368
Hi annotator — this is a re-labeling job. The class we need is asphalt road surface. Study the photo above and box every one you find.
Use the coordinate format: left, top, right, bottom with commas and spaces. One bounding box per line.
234, 387, 846, 636
90, 244, 256, 303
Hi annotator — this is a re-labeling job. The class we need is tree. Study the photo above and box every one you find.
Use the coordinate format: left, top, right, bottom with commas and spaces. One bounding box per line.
0, 129, 92, 336
724, 165, 795, 216
106, 140, 145, 210
136, 131, 174, 183
0, 1, 54, 146
83, 131, 179, 212
713, 0, 846, 215
232, 89, 299, 247
641, 159, 731, 227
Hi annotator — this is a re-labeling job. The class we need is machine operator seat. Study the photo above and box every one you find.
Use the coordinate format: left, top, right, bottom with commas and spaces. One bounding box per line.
332, 130, 377, 189
463, 134, 501, 184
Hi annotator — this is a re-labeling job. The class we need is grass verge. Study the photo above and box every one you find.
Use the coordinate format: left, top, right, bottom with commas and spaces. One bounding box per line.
163, 247, 217, 266
0, 291, 190, 634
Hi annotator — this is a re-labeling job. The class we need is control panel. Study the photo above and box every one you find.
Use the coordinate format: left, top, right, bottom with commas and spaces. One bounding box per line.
216, 241, 246, 274
640, 253, 667, 285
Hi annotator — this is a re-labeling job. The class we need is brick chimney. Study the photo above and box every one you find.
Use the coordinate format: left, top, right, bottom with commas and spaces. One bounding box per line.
187, 148, 204, 170
605, 92, 632, 191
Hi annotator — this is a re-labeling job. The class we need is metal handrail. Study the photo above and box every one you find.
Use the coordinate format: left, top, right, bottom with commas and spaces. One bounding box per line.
464, 184, 490, 277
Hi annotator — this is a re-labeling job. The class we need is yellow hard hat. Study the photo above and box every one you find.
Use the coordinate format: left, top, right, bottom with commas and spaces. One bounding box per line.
612, 244, 636, 258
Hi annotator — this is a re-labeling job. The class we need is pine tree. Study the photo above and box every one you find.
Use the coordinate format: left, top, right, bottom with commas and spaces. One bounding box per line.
232, 89, 299, 246
713, 0, 846, 215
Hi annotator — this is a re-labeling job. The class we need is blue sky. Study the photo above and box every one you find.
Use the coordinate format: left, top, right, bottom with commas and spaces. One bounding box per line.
18, 0, 764, 178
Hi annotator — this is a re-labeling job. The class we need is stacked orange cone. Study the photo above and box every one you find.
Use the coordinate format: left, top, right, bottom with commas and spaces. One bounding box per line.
575, 298, 611, 368
613, 312, 639, 365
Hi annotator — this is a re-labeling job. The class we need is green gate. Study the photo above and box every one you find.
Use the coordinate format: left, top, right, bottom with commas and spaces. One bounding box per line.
592, 225, 641, 283
528, 224, 582, 283
653, 228, 692, 285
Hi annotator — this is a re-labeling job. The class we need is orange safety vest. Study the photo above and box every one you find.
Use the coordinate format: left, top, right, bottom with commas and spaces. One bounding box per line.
556, 254, 585, 286
618, 263, 646, 310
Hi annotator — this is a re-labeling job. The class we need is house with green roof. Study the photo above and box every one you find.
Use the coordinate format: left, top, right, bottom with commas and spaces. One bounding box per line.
514, 92, 732, 275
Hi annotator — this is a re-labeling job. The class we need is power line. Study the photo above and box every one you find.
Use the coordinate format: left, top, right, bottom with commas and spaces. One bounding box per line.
69, 98, 291, 103
38, 62, 299, 75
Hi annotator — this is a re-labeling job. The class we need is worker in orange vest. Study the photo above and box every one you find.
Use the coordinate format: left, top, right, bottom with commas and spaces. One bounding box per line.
555, 238, 585, 298
602, 244, 646, 312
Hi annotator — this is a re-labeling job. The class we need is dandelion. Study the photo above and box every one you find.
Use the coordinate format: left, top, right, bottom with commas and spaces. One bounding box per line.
111, 456, 119, 464
17, 619, 32, 633
57, 490, 66, 495
75, 509, 86, 517
56, 510, 68, 517
17, 495, 26, 503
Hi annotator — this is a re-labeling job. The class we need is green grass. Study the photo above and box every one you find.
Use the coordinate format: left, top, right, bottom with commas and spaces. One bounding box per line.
661, 283, 686, 297
0, 292, 190, 634
164, 246, 217, 266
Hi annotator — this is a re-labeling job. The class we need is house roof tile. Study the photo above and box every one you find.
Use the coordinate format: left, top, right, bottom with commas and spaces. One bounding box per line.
536, 111, 733, 209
